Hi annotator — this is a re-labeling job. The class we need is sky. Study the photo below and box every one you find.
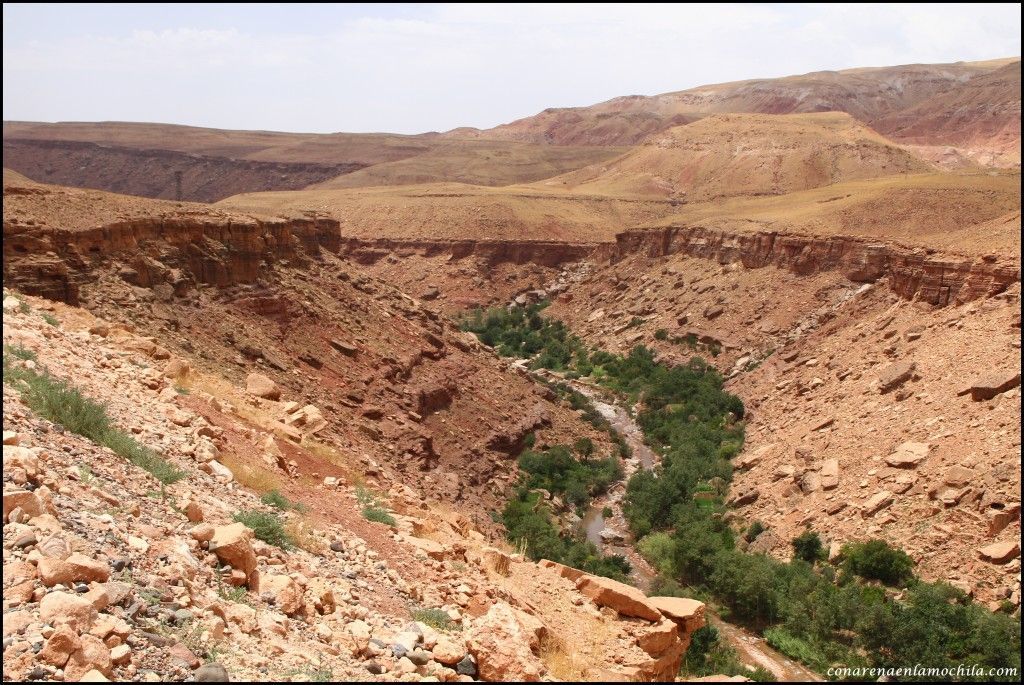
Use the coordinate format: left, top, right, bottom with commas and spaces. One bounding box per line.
3, 3, 1021, 135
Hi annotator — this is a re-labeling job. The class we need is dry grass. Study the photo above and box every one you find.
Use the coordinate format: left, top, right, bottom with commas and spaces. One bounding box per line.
300, 437, 365, 485
219, 452, 282, 494
285, 516, 328, 555
539, 633, 587, 681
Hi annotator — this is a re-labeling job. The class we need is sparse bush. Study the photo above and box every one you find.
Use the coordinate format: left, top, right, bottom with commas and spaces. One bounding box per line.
412, 607, 455, 632
654, 328, 669, 341
41, 313, 59, 327
232, 510, 294, 549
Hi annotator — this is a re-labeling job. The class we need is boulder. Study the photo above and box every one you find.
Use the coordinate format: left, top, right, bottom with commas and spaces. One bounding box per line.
38, 553, 111, 587
209, 523, 258, 588
727, 487, 760, 507
245, 373, 280, 400
432, 635, 466, 665
3, 488, 43, 521
466, 602, 546, 682
862, 490, 894, 518
38, 624, 82, 667
878, 360, 917, 393
261, 575, 304, 616
575, 574, 661, 621
885, 442, 930, 468
960, 371, 1021, 401
820, 459, 839, 490
978, 541, 1020, 564
647, 596, 706, 634
539, 558, 584, 582
162, 358, 192, 379
40, 591, 97, 632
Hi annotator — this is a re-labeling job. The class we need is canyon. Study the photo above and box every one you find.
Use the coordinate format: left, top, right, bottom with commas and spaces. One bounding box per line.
3, 54, 1021, 683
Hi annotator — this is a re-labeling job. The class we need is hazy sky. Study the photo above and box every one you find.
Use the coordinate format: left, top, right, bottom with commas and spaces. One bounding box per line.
3, 3, 1020, 134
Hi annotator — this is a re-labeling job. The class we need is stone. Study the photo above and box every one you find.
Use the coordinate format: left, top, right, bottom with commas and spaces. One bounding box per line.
109, 644, 131, 666
878, 360, 916, 393
885, 442, 930, 468
962, 372, 1021, 401
636, 617, 680, 656
432, 635, 465, 665
65, 634, 113, 680
3, 488, 43, 521
727, 487, 760, 507
862, 490, 894, 518
820, 459, 839, 490
190, 523, 216, 542
162, 358, 191, 379
456, 654, 477, 677
245, 373, 280, 400
539, 559, 584, 582
576, 574, 661, 621
195, 661, 231, 682
978, 541, 1020, 564
40, 591, 98, 632
38, 624, 81, 667
647, 596, 706, 634
38, 553, 111, 587
208, 523, 258, 588
3, 445, 39, 481
261, 575, 304, 616
466, 603, 544, 681
330, 339, 358, 357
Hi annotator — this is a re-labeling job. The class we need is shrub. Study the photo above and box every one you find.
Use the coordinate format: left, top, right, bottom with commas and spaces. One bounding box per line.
791, 531, 824, 563
261, 489, 307, 512
412, 607, 455, 632
746, 520, 766, 542
362, 507, 397, 526
654, 328, 669, 341
41, 313, 59, 327
841, 540, 914, 586
232, 510, 294, 549
356, 486, 397, 526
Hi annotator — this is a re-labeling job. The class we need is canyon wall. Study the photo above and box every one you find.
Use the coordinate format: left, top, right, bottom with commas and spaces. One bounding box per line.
614, 226, 1021, 306
2, 214, 341, 304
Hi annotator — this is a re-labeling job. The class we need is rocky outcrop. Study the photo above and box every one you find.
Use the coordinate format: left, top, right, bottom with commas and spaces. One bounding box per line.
614, 226, 1020, 306
3, 213, 341, 305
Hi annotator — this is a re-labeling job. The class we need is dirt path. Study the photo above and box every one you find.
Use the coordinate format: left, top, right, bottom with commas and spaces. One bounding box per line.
546, 371, 825, 682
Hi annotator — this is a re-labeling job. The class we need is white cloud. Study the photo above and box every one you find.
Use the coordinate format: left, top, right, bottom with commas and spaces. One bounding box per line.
2, 3, 1020, 133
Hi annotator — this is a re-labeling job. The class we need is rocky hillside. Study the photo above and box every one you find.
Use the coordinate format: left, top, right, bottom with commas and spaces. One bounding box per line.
543, 233, 1021, 608
2, 292, 706, 682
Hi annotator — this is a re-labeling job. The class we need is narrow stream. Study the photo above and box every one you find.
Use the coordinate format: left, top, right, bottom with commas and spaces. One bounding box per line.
550, 373, 824, 682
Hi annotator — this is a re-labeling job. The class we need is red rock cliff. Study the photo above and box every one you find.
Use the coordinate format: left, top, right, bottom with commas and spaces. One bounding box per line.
614, 226, 1020, 306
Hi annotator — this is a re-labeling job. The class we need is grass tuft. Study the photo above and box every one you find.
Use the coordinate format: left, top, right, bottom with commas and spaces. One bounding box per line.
232, 509, 294, 549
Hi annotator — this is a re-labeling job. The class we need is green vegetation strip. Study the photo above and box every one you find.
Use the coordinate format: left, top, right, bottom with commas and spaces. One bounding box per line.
4, 343, 185, 485
461, 304, 1021, 680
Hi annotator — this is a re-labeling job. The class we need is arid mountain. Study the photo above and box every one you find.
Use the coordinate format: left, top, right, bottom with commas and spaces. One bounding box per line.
537, 112, 934, 200
2, 121, 623, 201
449, 58, 1021, 166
